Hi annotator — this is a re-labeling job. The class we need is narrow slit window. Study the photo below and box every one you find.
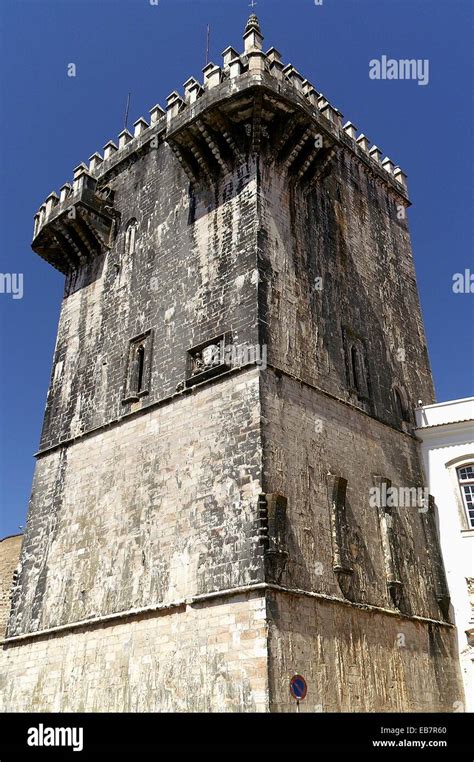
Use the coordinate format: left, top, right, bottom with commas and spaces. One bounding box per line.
125, 218, 138, 256
342, 327, 370, 402
351, 345, 362, 394
349, 339, 369, 398
134, 344, 145, 394
123, 331, 152, 403
393, 386, 411, 423
394, 388, 405, 420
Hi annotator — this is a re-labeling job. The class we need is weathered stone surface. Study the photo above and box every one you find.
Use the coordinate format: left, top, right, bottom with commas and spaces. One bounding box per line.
258, 148, 434, 429
1, 593, 268, 712
267, 592, 463, 712
0, 536, 22, 639
260, 372, 440, 617
7, 373, 263, 636
38, 149, 260, 451
1, 15, 464, 712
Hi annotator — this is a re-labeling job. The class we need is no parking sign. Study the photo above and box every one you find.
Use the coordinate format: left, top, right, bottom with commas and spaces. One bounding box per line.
290, 674, 307, 709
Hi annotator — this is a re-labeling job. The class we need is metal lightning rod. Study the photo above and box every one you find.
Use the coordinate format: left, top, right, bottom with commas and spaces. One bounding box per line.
205, 24, 210, 66
124, 92, 131, 132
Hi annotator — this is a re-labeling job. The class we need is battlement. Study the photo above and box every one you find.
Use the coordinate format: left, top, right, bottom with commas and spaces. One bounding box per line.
32, 14, 409, 272
33, 169, 116, 274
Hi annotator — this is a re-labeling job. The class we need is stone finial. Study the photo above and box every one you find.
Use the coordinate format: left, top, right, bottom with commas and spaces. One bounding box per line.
73, 163, 89, 180
382, 157, 394, 174
283, 65, 305, 92
343, 121, 357, 140
393, 167, 408, 190
118, 129, 133, 150
45, 192, 59, 217
222, 46, 239, 68
33, 212, 41, 237
246, 12, 261, 33
183, 78, 203, 105
318, 93, 329, 111
203, 63, 222, 89
229, 57, 243, 79
356, 134, 370, 153
72, 164, 92, 194
247, 49, 267, 73
103, 141, 118, 160
303, 80, 319, 97
149, 104, 166, 124
38, 203, 47, 226
167, 91, 181, 105
332, 107, 343, 128
266, 47, 282, 64
267, 52, 284, 81
244, 13, 263, 53
269, 59, 284, 82
319, 102, 332, 120
320, 103, 341, 128
369, 145, 382, 164
166, 91, 185, 122
89, 152, 104, 173
133, 118, 149, 138
304, 88, 319, 108
59, 183, 72, 203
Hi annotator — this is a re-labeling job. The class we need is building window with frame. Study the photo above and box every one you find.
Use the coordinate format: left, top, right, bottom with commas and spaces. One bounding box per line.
122, 330, 153, 403
342, 328, 370, 400
393, 385, 410, 423
394, 387, 405, 419
457, 464, 474, 528
133, 344, 146, 394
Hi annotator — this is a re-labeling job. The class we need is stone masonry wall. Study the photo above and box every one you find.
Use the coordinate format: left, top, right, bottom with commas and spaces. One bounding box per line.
5, 48, 462, 711
1, 592, 268, 712
0, 535, 22, 638
39, 145, 260, 450
266, 590, 462, 712
261, 370, 443, 620
258, 149, 435, 429
255, 138, 465, 708
8, 371, 263, 637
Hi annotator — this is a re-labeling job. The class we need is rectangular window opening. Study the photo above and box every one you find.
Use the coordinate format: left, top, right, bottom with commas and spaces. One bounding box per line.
122, 330, 153, 404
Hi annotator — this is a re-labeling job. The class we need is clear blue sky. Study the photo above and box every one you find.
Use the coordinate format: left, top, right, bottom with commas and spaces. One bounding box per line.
0, 0, 473, 537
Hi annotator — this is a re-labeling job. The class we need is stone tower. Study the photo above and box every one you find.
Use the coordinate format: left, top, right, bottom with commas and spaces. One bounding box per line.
0, 535, 22, 639
1, 15, 464, 712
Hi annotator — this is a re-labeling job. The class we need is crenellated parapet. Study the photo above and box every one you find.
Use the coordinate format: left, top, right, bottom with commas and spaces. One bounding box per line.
32, 167, 117, 274
32, 13, 409, 273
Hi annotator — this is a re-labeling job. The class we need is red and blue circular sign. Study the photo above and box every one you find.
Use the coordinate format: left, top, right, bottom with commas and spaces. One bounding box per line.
290, 674, 308, 701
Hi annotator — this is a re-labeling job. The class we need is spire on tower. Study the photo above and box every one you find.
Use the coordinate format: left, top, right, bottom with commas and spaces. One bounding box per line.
245, 13, 261, 35
243, 10, 263, 53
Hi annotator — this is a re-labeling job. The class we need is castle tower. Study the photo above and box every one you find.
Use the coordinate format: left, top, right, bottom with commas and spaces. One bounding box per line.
1, 16, 464, 712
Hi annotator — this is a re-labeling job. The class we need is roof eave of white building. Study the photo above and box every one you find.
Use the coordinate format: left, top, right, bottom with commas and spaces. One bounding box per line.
415, 396, 474, 412
415, 418, 474, 439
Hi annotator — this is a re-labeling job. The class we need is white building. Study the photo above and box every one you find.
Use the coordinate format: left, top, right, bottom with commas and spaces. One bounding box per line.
416, 397, 474, 711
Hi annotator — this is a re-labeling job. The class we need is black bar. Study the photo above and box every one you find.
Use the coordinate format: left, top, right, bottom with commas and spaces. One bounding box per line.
0, 712, 472, 758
